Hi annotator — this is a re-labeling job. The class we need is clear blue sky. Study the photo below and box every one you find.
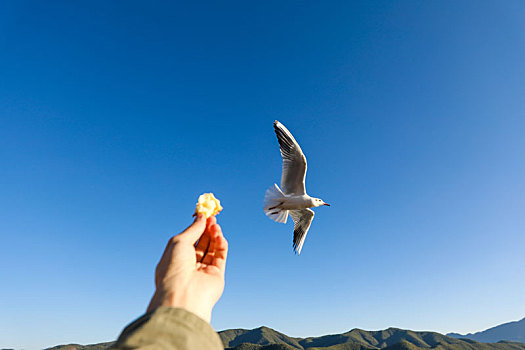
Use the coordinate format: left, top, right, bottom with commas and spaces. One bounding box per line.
1, 1, 524, 349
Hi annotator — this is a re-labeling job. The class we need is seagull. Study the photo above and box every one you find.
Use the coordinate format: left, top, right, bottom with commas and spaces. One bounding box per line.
263, 120, 330, 255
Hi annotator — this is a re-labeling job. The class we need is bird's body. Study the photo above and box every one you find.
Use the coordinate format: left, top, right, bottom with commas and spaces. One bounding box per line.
267, 193, 313, 210
264, 121, 329, 254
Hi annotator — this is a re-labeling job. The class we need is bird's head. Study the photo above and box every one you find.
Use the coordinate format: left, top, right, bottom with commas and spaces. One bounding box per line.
313, 198, 330, 207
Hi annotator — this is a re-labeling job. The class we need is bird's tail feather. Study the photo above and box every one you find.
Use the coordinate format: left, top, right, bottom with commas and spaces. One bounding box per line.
264, 184, 288, 224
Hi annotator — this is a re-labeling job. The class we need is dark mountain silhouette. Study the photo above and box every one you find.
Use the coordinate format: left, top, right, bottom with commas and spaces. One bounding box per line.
220, 326, 304, 349
219, 326, 525, 350
46, 342, 114, 350
44, 323, 525, 350
448, 317, 525, 343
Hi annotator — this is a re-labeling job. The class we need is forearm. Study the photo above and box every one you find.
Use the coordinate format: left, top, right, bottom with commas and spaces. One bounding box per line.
112, 307, 224, 350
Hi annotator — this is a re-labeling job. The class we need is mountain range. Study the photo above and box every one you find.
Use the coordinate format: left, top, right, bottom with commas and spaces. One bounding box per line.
448, 318, 525, 343
218, 326, 525, 350
45, 318, 525, 350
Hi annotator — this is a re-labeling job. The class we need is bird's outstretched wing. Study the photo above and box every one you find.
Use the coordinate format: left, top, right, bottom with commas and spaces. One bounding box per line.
289, 208, 315, 255
273, 121, 307, 195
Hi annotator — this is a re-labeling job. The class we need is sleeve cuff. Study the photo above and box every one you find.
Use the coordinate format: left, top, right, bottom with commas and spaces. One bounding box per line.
113, 307, 223, 350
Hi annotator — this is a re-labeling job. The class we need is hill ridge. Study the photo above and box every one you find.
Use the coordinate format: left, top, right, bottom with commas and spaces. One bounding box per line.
218, 325, 525, 350
448, 317, 525, 343
44, 323, 525, 350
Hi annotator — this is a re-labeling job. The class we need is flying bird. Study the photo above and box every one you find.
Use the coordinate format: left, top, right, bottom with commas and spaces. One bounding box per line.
264, 120, 330, 254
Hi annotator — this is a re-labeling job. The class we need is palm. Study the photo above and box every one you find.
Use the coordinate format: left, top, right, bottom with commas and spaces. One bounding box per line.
148, 215, 228, 322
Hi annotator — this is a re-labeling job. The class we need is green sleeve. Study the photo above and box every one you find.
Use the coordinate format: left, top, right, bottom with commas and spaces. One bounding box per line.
112, 307, 224, 350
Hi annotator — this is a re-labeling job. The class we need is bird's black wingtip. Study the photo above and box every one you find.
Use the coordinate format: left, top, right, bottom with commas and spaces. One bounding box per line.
274, 120, 279, 126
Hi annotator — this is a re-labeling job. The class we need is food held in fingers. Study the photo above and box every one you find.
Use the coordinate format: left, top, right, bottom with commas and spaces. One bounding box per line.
195, 193, 223, 218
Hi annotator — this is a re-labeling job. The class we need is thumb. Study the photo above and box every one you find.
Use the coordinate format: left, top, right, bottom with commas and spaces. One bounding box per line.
180, 214, 207, 243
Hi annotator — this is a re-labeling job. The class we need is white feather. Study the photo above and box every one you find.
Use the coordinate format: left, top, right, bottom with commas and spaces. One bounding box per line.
263, 184, 288, 223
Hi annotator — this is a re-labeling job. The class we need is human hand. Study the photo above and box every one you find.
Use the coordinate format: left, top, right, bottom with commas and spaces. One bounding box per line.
147, 214, 228, 323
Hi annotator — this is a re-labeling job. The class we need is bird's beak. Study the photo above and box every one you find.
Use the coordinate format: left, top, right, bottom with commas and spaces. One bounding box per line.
323, 203, 330, 206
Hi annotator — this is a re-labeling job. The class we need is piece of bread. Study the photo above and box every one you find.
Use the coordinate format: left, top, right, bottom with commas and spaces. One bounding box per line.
195, 193, 223, 218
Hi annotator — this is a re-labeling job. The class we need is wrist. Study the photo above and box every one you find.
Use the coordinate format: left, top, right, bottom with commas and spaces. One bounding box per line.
148, 290, 213, 323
